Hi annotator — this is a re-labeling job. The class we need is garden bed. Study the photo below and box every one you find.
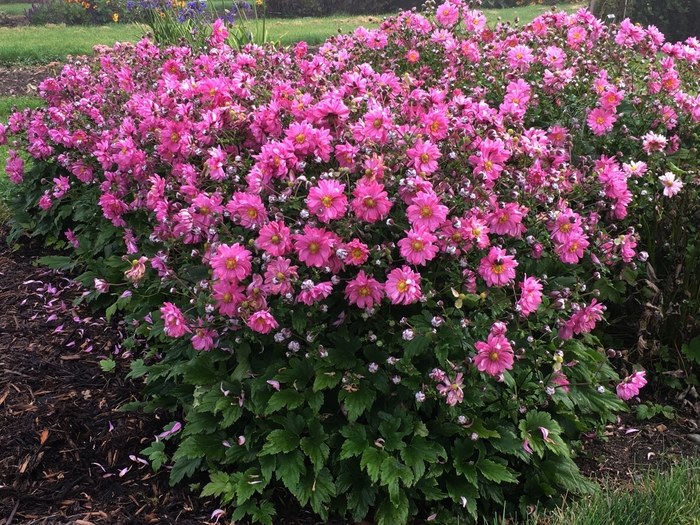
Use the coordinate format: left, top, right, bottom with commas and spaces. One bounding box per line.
0, 231, 698, 524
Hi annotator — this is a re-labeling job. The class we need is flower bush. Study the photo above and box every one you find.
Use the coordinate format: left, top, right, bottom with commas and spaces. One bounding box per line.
3, 2, 700, 523
24, 0, 141, 25
128, 0, 267, 50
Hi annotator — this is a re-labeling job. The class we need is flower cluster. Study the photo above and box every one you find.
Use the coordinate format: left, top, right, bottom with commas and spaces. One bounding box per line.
6, 3, 700, 521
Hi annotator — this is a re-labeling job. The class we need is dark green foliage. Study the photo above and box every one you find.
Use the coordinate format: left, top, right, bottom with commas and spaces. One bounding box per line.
627, 0, 700, 42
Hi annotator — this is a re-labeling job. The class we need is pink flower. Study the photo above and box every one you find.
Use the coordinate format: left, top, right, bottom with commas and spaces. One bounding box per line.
406, 49, 420, 63
350, 180, 392, 223
345, 271, 384, 309
342, 239, 370, 266
211, 243, 252, 282
257, 221, 293, 257
210, 18, 228, 44
226, 193, 268, 229
161, 302, 191, 338
406, 191, 448, 232
297, 280, 333, 305
549, 371, 570, 393
587, 107, 617, 135
5, 150, 24, 183
247, 310, 278, 334
307, 179, 347, 223
398, 227, 439, 266
212, 280, 245, 316
385, 266, 422, 305
556, 233, 589, 264
567, 25, 588, 48
192, 322, 218, 351
65, 229, 80, 249
435, 2, 459, 27
436, 373, 465, 406
659, 172, 683, 197
406, 138, 441, 176
474, 334, 514, 377
99, 193, 129, 227
517, 276, 543, 316
642, 131, 667, 154
507, 44, 535, 72
617, 370, 647, 400
125, 256, 148, 283
263, 257, 298, 295
489, 203, 527, 239
294, 225, 335, 268
478, 247, 518, 287
94, 278, 109, 293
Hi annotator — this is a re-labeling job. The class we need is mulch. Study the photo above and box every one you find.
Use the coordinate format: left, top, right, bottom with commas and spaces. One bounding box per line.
0, 231, 222, 524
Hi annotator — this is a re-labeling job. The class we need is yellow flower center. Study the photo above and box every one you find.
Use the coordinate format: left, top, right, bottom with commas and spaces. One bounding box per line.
411, 240, 424, 252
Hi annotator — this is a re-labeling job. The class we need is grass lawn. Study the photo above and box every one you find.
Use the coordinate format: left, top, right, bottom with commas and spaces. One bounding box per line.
529, 457, 700, 525
0, 2, 29, 15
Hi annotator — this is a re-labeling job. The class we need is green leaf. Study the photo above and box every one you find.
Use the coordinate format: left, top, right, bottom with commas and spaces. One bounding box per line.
415, 477, 446, 501
683, 337, 700, 363
348, 480, 377, 522
201, 471, 233, 499
313, 368, 342, 391
291, 308, 307, 334
260, 429, 300, 455
231, 500, 256, 522
37, 255, 76, 271
297, 467, 336, 520
251, 501, 277, 525
469, 419, 501, 440
231, 469, 267, 504
169, 457, 201, 485
376, 491, 409, 525
361, 446, 388, 483
636, 403, 653, 420
445, 476, 478, 518
301, 432, 330, 473
266, 388, 305, 414
276, 450, 306, 491
476, 458, 517, 484
402, 334, 431, 358
339, 424, 368, 459
99, 357, 116, 373
259, 454, 276, 483
400, 437, 446, 480
380, 456, 414, 504
339, 381, 376, 422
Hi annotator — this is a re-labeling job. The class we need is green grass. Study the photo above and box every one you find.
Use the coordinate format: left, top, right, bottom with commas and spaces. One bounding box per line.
0, 2, 30, 15
526, 457, 700, 525
0, 24, 145, 64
